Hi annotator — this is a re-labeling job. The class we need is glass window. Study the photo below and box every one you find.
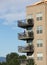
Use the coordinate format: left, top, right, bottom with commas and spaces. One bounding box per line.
37, 52, 43, 60
36, 12, 42, 21
40, 17, 42, 20
37, 26, 43, 34
37, 39, 43, 47
37, 17, 39, 21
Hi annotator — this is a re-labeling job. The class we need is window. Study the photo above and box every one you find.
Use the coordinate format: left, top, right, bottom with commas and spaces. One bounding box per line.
37, 39, 43, 47
37, 26, 43, 34
37, 52, 43, 60
36, 12, 42, 21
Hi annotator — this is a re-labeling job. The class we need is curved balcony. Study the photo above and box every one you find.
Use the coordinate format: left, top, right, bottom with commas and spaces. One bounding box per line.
27, 52, 34, 56
18, 31, 34, 40
19, 59, 27, 65
18, 45, 34, 53
18, 19, 34, 28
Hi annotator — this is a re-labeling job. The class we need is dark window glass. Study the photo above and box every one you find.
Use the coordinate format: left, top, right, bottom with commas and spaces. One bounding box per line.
37, 17, 39, 21
37, 17, 42, 21
40, 17, 42, 20
37, 57, 43, 60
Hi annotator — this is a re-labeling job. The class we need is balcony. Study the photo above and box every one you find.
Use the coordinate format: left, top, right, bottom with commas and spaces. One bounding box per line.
18, 31, 34, 40
27, 52, 34, 56
18, 19, 34, 28
18, 45, 34, 53
20, 59, 27, 65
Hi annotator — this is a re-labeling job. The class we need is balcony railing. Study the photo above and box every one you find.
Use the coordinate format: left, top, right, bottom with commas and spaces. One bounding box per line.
20, 59, 27, 65
19, 59, 34, 65
18, 45, 34, 53
18, 19, 34, 28
18, 31, 34, 40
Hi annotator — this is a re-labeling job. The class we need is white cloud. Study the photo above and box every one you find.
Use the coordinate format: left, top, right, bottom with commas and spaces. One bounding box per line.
2, 12, 26, 25
0, 0, 40, 26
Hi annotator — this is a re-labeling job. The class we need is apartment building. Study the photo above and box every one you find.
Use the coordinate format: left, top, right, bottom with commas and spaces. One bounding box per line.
18, 0, 47, 65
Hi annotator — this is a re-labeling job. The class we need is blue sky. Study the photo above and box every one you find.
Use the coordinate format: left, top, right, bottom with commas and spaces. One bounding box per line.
0, 0, 40, 57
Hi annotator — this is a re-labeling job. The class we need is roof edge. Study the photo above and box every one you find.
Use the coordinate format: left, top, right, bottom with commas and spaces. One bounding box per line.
26, 1, 47, 8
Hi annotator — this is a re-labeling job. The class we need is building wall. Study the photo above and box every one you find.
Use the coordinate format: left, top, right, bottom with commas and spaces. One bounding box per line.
26, 3, 47, 65
45, 3, 47, 65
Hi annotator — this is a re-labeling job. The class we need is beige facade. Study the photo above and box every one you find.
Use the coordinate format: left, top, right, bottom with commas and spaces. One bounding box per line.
26, 1, 47, 65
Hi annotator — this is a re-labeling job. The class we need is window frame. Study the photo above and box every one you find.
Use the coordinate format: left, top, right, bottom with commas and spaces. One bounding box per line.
37, 26, 43, 34
37, 52, 43, 60
37, 39, 43, 47
36, 12, 43, 21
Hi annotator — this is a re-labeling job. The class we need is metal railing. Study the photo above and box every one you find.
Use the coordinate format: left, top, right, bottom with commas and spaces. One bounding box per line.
18, 44, 34, 53
18, 19, 34, 28
18, 31, 34, 40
